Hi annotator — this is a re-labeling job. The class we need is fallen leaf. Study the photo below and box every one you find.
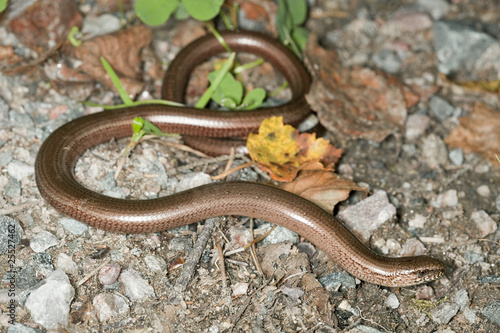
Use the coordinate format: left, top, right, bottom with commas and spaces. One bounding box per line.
305, 34, 419, 142
247, 117, 343, 181
72, 25, 152, 98
280, 170, 367, 212
445, 103, 500, 164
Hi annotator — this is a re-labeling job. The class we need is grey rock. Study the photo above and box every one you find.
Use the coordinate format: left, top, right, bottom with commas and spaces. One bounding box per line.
0, 150, 12, 167
177, 172, 211, 192
429, 96, 455, 120
405, 114, 430, 141
7, 323, 43, 333
478, 275, 500, 284
319, 272, 356, 291
82, 14, 121, 38
32, 252, 54, 276
433, 21, 500, 81
4, 177, 21, 198
7, 160, 34, 181
279, 285, 304, 300
471, 210, 497, 237
59, 217, 88, 236
421, 134, 448, 168
496, 195, 500, 212
430, 302, 459, 325
258, 224, 299, 246
119, 268, 155, 300
449, 148, 464, 166
16, 264, 38, 290
371, 49, 401, 74
0, 216, 21, 255
56, 253, 78, 275
92, 292, 129, 322
385, 293, 400, 309
481, 301, 500, 327
25, 270, 75, 330
464, 251, 484, 264
454, 289, 470, 312
169, 235, 193, 251
144, 255, 167, 273
416, 0, 450, 20
30, 230, 59, 253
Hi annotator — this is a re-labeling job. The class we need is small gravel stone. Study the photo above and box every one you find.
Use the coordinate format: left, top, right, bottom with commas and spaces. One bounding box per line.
82, 14, 121, 38
431, 303, 459, 325
337, 300, 360, 316
431, 189, 458, 208
4, 177, 21, 198
385, 293, 400, 309
371, 49, 401, 73
448, 148, 464, 166
98, 262, 121, 285
93, 293, 129, 322
471, 210, 497, 237
392, 11, 432, 32
405, 114, 430, 141
465, 250, 484, 264
454, 289, 469, 312
401, 238, 427, 256
481, 301, 500, 327
478, 275, 500, 284
0, 150, 13, 167
30, 230, 59, 253
0, 216, 21, 255
7, 160, 34, 181
56, 253, 78, 275
429, 96, 455, 120
338, 190, 396, 242
279, 285, 304, 300
296, 242, 316, 258
25, 270, 75, 330
32, 252, 54, 276
7, 323, 42, 333
463, 308, 477, 324
421, 134, 448, 168
144, 255, 167, 273
232, 282, 249, 297
169, 235, 193, 251
176, 172, 211, 192
476, 185, 491, 197
416, 285, 435, 300
496, 195, 500, 212
408, 214, 426, 229
59, 217, 88, 236
319, 272, 356, 291
16, 263, 38, 290
119, 268, 155, 300
258, 224, 299, 246
416, 0, 450, 19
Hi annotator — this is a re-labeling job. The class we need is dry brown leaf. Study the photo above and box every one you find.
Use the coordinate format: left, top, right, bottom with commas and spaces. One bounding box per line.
305, 34, 419, 143
72, 25, 152, 98
445, 103, 500, 164
280, 170, 367, 212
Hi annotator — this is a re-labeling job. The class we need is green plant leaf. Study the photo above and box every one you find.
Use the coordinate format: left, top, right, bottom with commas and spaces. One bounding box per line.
67, 26, 82, 47
292, 26, 310, 52
196, 52, 235, 108
100, 57, 133, 105
0, 0, 7, 12
240, 88, 266, 110
135, 0, 179, 26
208, 70, 243, 106
287, 0, 307, 26
181, 0, 224, 21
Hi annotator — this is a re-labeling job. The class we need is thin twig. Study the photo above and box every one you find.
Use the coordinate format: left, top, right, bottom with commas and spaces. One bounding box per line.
76, 258, 111, 287
0, 200, 39, 215
249, 219, 263, 276
217, 235, 228, 289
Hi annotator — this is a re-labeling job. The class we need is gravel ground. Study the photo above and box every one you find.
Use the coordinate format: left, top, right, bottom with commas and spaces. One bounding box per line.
0, 0, 500, 332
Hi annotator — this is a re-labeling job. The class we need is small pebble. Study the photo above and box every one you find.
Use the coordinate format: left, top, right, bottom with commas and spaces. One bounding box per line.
7, 160, 34, 181
454, 289, 469, 312
417, 0, 450, 19
30, 231, 59, 253
337, 300, 360, 316
92, 293, 129, 322
408, 214, 426, 229
448, 148, 464, 166
279, 285, 304, 300
471, 210, 497, 237
429, 96, 455, 120
98, 262, 121, 285
371, 49, 401, 73
25, 270, 75, 330
476, 185, 491, 197
258, 224, 299, 246
338, 190, 396, 242
144, 255, 167, 273
0, 216, 22, 255
119, 268, 155, 300
463, 308, 477, 324
169, 235, 193, 251
421, 134, 448, 168
81, 14, 121, 38
431, 303, 459, 325
176, 172, 211, 192
319, 272, 356, 291
56, 253, 78, 275
416, 285, 434, 300
405, 114, 430, 141
401, 238, 426, 256
431, 189, 458, 208
7, 323, 41, 333
385, 293, 400, 309
232, 282, 249, 297
496, 195, 500, 212
59, 218, 88, 236
481, 301, 500, 327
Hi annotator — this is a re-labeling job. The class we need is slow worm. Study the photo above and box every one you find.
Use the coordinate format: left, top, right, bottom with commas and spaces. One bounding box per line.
35, 31, 445, 287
